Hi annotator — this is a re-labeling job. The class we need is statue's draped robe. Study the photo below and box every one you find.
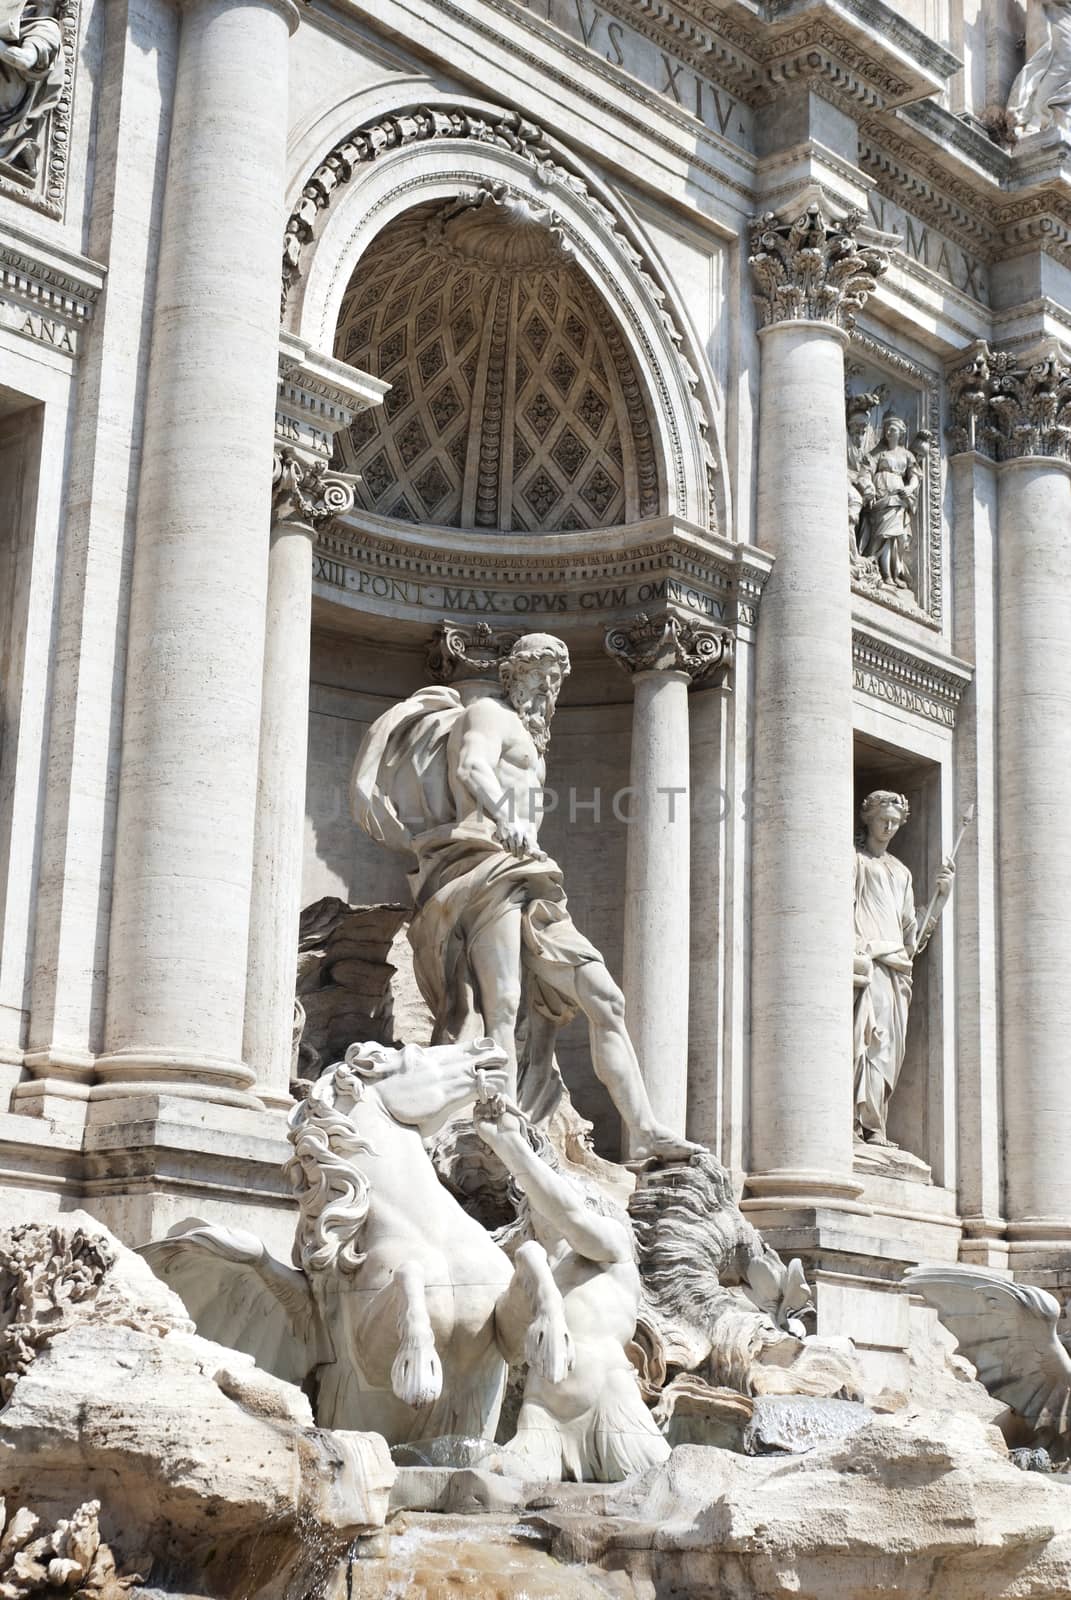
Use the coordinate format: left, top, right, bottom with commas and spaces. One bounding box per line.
352, 686, 601, 1119
1009, 0, 1071, 135
853, 847, 916, 1140
861, 444, 918, 583
0, 11, 64, 177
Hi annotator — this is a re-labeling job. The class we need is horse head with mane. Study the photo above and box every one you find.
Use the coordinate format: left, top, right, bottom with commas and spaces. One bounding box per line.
140, 1037, 573, 1444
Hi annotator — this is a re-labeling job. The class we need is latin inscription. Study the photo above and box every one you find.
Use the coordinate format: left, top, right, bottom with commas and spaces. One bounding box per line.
868, 193, 986, 302
854, 666, 956, 728
313, 553, 732, 622
1, 301, 77, 353
515, 0, 749, 145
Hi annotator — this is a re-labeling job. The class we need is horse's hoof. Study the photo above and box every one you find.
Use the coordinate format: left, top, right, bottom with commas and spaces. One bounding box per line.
391, 1336, 443, 1407
526, 1313, 575, 1384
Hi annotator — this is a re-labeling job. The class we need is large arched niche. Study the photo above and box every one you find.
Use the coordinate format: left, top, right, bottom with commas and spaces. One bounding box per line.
333, 192, 661, 532
282, 99, 729, 534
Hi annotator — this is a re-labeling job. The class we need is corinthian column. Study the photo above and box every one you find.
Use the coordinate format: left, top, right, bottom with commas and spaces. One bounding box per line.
606, 611, 732, 1141
982, 342, 1071, 1257
95, 0, 300, 1105
746, 204, 890, 1209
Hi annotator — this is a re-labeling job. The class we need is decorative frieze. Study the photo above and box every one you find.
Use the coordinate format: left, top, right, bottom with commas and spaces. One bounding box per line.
852, 628, 972, 729
748, 204, 892, 332
947, 341, 1071, 463
605, 609, 734, 685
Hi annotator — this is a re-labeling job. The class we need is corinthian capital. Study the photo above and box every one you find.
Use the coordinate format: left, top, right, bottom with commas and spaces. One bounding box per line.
748, 203, 892, 333
272, 449, 357, 529
947, 341, 1071, 463
605, 610, 733, 685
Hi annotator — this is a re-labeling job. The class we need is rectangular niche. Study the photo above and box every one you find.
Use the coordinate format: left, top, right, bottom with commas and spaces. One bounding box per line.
853, 734, 947, 1183
846, 330, 942, 631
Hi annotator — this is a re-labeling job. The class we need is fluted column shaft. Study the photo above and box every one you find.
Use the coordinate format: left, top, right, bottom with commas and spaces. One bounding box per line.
745, 205, 890, 1207
97, 0, 299, 1103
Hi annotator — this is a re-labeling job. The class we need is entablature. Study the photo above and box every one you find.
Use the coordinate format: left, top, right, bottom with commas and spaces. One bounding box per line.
0, 221, 103, 361
312, 510, 772, 642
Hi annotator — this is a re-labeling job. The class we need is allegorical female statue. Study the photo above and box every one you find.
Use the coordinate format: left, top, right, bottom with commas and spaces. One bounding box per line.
853, 791, 954, 1146
857, 414, 922, 589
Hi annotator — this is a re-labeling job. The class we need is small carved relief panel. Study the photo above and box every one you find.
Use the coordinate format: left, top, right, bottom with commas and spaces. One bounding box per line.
0, 0, 78, 217
846, 332, 941, 628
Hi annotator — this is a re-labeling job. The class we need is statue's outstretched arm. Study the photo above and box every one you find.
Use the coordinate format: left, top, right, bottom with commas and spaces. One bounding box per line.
476, 1108, 629, 1264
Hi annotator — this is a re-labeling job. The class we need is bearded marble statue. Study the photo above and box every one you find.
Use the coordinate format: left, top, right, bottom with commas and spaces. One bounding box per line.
351, 631, 697, 1163
853, 791, 954, 1146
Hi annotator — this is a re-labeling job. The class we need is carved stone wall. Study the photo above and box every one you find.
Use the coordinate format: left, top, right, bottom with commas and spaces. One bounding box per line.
333, 194, 662, 532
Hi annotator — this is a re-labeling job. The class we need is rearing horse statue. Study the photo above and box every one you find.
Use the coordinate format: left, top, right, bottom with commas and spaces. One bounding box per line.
141, 1038, 573, 1444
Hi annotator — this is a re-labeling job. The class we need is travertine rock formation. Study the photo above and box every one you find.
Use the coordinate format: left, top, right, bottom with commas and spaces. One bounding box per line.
0, 1214, 393, 1600
532, 1411, 1071, 1599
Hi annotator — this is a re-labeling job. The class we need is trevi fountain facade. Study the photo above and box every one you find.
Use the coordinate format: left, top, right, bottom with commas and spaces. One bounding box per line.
1, 0, 1071, 1594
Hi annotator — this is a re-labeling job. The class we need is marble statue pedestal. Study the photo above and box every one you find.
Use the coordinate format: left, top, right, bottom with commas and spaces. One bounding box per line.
0, 1095, 296, 1256
749, 1178, 961, 1397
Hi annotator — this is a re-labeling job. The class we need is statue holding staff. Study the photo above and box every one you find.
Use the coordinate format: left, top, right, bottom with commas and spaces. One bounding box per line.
852, 791, 964, 1145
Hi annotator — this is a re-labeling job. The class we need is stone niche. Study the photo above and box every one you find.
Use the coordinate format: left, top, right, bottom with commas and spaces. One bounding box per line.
332, 190, 664, 533
853, 734, 944, 1180
302, 625, 633, 1152
846, 333, 941, 628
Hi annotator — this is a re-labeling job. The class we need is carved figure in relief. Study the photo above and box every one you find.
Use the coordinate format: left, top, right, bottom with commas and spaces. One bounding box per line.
352, 631, 698, 1163
474, 1090, 671, 1481
858, 414, 922, 588
1008, 0, 1071, 139
0, 2, 63, 181
853, 791, 954, 1145
846, 393, 878, 562
143, 1038, 574, 1447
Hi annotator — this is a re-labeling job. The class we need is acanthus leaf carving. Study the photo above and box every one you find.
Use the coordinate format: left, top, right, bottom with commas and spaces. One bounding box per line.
946, 341, 1071, 462
748, 203, 893, 332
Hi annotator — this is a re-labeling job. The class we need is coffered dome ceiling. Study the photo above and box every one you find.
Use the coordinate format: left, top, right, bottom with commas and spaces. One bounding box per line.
333, 193, 663, 533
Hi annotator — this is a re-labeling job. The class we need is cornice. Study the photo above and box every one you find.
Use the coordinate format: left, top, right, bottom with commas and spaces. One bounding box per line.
857, 125, 997, 257
0, 225, 104, 356
0, 226, 104, 315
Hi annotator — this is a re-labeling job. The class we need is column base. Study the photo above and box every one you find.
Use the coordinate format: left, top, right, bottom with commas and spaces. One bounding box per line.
743, 1167, 867, 1210
93, 1049, 262, 1110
